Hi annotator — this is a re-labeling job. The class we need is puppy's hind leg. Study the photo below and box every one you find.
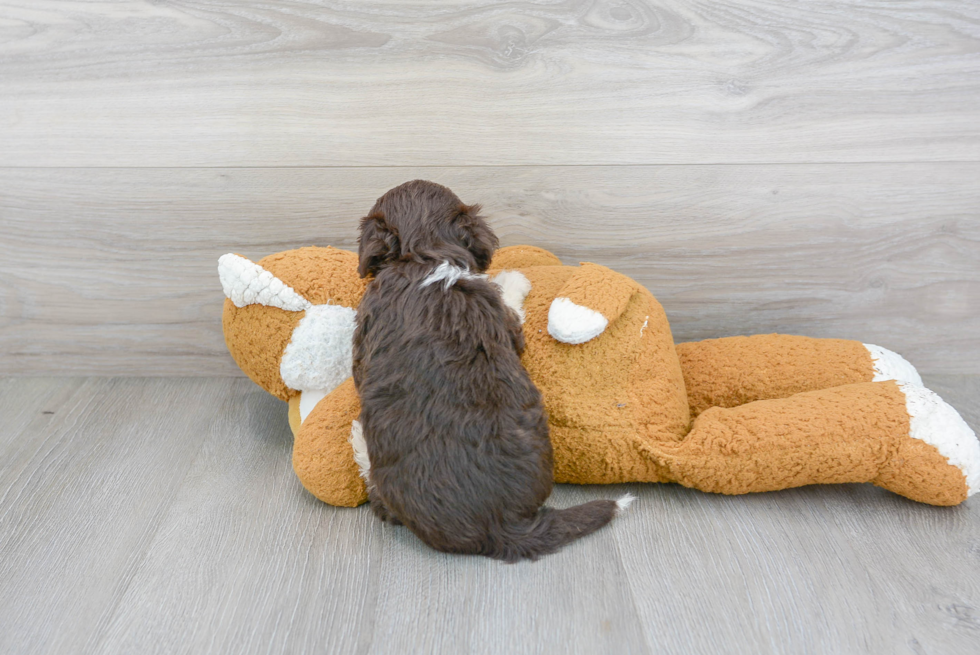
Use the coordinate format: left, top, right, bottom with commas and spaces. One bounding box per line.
367, 487, 402, 525
351, 419, 402, 524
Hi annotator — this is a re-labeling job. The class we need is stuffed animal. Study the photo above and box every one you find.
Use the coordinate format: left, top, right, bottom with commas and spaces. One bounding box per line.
219, 244, 980, 508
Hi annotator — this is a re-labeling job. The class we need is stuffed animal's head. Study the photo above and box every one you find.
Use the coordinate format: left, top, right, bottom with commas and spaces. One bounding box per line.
219, 246, 368, 402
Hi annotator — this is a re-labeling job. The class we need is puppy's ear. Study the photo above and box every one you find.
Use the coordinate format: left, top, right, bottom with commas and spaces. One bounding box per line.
358, 211, 400, 278
454, 203, 498, 272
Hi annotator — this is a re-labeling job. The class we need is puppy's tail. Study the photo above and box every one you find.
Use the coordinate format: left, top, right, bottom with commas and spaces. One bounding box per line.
490, 494, 635, 563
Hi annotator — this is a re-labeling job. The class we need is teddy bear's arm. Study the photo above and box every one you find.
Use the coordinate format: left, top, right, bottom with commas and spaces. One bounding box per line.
547, 263, 638, 344
654, 381, 979, 506
676, 334, 924, 417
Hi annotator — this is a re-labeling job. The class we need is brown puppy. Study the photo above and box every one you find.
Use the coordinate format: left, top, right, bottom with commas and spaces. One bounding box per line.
352, 180, 629, 561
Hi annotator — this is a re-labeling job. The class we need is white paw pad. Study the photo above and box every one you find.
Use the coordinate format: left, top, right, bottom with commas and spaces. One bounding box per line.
901, 383, 980, 496
865, 343, 923, 386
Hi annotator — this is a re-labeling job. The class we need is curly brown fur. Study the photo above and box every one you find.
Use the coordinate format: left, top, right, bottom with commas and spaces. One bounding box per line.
353, 180, 621, 562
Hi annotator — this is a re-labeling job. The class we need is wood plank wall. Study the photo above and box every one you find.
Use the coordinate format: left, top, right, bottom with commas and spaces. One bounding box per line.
1, 1, 978, 375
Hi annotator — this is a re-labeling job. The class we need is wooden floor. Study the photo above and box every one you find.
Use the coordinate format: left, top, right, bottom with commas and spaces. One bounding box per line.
1, 374, 978, 655
0, 376, 980, 655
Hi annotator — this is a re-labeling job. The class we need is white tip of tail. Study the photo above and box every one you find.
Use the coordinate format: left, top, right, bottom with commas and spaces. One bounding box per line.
616, 493, 637, 513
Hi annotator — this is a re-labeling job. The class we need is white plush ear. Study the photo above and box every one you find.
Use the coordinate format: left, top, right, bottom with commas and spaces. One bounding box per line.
280, 303, 357, 394
548, 298, 608, 344
218, 253, 311, 312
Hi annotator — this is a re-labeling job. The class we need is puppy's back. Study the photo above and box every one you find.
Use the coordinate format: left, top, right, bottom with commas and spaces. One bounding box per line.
352, 179, 625, 561
354, 265, 625, 561
354, 263, 550, 510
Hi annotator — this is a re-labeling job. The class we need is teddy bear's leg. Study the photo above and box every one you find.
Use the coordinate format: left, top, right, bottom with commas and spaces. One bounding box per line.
291, 378, 369, 507
653, 381, 979, 506
676, 334, 923, 417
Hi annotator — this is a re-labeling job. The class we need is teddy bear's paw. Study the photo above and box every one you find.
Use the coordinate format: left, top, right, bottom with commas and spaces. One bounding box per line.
491, 270, 532, 323
876, 383, 980, 504
864, 343, 923, 386
899, 383, 980, 498
548, 298, 608, 344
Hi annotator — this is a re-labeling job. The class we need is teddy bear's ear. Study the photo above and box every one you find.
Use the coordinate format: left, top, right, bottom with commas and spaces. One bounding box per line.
218, 253, 311, 311
357, 211, 400, 278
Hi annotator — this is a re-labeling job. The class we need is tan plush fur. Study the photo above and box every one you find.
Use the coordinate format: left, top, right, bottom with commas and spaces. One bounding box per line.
221, 245, 972, 508
676, 335, 875, 417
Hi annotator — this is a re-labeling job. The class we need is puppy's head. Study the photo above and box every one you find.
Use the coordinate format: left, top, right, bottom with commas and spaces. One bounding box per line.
357, 180, 498, 278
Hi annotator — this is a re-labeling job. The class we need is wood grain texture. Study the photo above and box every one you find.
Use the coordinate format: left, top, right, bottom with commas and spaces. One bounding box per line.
95, 381, 385, 655
365, 484, 650, 655
97, 382, 651, 655
0, 377, 84, 460
1, 165, 977, 375
1, 0, 979, 166
1, 376, 977, 654
0, 377, 233, 655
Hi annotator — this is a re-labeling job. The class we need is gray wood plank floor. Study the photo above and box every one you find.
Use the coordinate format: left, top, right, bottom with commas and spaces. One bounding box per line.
2, 375, 978, 655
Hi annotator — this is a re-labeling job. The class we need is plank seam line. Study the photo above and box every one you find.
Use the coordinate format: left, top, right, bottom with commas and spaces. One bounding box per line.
0, 161, 979, 170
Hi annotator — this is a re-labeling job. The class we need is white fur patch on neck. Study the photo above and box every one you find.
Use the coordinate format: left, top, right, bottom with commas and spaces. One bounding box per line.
218, 253, 311, 312
900, 382, 980, 496
280, 304, 357, 395
420, 261, 487, 290
491, 270, 532, 323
